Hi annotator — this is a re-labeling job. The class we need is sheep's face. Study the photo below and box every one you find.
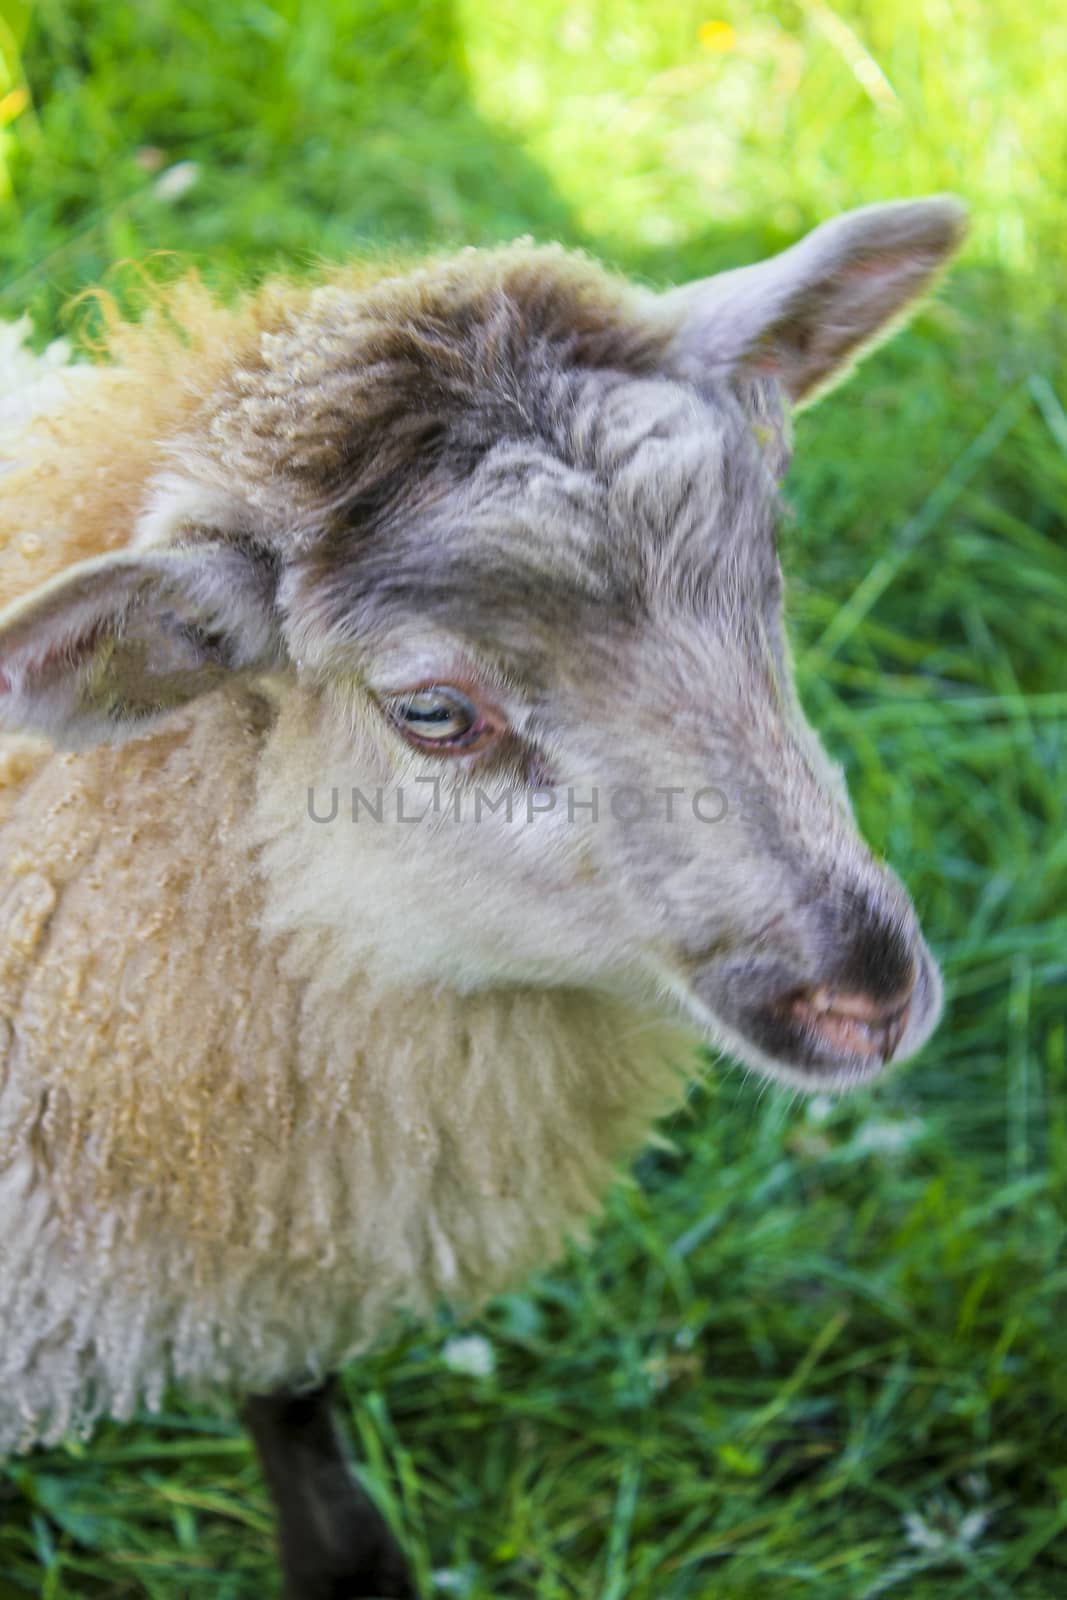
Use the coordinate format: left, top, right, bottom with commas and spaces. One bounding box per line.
262, 368, 939, 1092
0, 200, 965, 1089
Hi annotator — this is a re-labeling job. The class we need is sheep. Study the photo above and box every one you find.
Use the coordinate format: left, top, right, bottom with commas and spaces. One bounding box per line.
0, 198, 965, 1597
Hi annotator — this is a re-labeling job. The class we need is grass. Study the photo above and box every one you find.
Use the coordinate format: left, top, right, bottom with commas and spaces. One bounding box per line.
0, 2, 1065, 1596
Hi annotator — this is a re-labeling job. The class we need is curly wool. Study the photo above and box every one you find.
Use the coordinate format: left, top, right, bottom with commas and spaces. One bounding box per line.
0, 682, 690, 1450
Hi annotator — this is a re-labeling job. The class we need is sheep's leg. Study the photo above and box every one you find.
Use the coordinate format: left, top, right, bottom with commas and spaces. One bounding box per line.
244, 1379, 418, 1600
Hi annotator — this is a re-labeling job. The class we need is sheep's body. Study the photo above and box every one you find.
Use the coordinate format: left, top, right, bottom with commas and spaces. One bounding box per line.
0, 679, 684, 1451
0, 206, 961, 1517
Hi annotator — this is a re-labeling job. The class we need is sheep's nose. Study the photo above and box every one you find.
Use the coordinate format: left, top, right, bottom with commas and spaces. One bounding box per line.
822, 893, 918, 1006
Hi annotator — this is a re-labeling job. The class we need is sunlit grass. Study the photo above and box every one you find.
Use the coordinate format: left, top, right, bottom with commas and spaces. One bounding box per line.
457, 0, 1064, 287
0, 13, 30, 205
0, 3, 1064, 1597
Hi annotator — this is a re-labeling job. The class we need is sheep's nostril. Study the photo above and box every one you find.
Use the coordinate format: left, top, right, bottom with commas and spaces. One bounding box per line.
779, 983, 914, 1062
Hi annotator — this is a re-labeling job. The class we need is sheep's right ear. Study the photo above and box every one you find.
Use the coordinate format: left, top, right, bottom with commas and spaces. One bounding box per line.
0, 542, 282, 749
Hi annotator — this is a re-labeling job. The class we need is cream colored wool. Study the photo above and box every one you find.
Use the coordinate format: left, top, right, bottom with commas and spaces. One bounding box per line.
0, 683, 688, 1450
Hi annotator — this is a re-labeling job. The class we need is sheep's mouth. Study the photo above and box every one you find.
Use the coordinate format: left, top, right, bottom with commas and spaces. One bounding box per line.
733, 957, 938, 1089
762, 984, 913, 1073
685, 950, 939, 1091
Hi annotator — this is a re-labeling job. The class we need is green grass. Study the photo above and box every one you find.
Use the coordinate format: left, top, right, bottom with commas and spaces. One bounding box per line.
1, 2, 1065, 1596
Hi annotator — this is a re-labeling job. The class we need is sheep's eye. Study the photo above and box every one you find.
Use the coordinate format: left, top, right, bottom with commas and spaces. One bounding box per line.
385, 685, 495, 753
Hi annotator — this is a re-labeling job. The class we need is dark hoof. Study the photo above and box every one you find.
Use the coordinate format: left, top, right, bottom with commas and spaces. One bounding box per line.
286, 1543, 419, 1599
282, 1518, 419, 1599
287, 1571, 417, 1600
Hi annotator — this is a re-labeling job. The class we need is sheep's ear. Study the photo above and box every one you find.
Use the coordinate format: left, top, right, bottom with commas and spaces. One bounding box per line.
661, 196, 968, 406
0, 543, 282, 748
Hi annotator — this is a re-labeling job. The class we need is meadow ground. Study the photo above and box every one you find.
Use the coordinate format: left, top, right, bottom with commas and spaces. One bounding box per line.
0, 3, 1065, 1596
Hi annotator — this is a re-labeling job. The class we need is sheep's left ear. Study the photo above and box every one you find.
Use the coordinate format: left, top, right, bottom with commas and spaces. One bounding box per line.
661, 196, 968, 406
0, 542, 282, 748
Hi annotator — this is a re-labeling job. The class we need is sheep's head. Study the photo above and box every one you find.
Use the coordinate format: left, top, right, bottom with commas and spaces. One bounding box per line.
0, 199, 966, 1089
